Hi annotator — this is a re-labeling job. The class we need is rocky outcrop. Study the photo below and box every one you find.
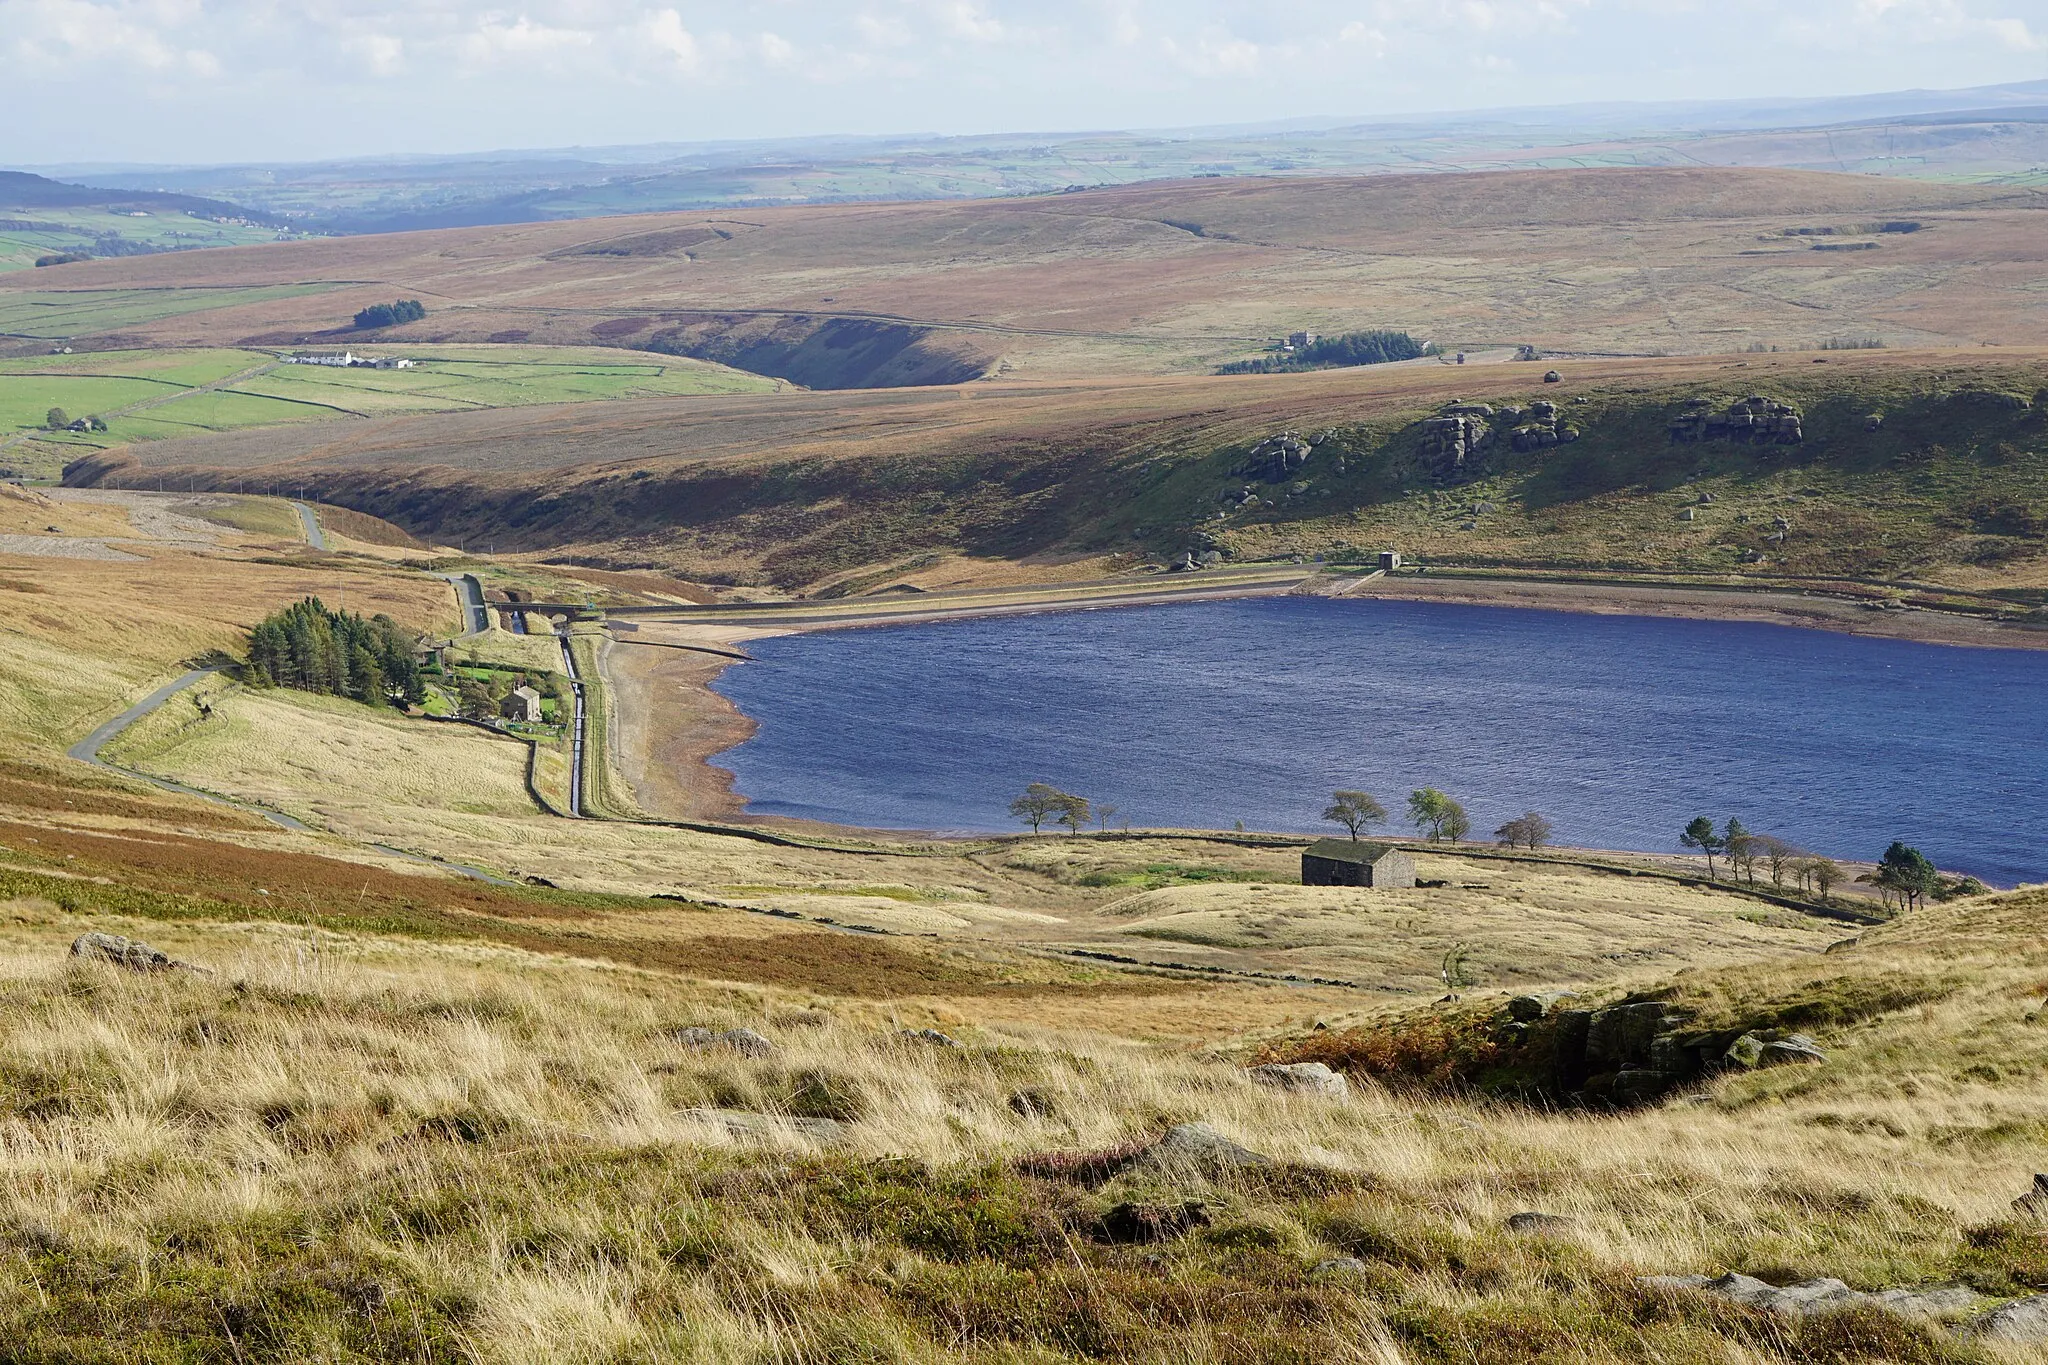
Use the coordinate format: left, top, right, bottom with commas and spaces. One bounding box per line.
1507, 400, 1580, 452
1419, 410, 1493, 470
1668, 395, 1804, 445
1536, 1001, 1827, 1104
1235, 432, 1314, 483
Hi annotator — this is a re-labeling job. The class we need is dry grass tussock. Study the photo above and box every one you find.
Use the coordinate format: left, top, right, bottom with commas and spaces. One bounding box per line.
7, 890, 2048, 1362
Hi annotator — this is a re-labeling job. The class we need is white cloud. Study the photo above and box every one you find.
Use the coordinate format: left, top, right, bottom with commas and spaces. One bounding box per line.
345, 32, 408, 76
4, 0, 2047, 162
643, 8, 701, 69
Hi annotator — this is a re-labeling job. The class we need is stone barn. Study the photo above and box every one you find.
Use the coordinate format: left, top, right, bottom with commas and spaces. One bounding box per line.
1302, 839, 1416, 888
505, 685, 544, 723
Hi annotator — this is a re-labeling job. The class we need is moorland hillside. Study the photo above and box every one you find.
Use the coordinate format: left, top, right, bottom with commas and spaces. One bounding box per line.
67, 350, 2048, 598
9, 168, 2047, 384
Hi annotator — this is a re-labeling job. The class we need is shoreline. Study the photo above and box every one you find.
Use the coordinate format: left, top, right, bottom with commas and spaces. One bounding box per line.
598, 570, 2048, 830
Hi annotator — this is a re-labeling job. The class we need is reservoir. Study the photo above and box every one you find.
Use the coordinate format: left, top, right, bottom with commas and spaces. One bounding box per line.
708, 596, 2048, 885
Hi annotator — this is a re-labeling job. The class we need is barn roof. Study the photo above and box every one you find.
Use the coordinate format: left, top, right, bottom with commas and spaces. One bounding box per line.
1303, 839, 1403, 864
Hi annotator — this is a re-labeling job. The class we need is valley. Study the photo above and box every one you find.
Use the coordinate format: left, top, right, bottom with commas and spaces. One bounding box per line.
3, 150, 2048, 1363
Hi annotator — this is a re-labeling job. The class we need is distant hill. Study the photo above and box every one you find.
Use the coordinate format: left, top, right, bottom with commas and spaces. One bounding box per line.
0, 171, 275, 224
26, 77, 2048, 236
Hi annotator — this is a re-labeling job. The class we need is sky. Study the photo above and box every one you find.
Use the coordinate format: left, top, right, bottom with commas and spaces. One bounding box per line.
5, 0, 2047, 165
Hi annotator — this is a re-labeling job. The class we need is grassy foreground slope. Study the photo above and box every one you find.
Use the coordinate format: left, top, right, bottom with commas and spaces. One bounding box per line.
3, 497, 2047, 1362
70, 350, 2048, 600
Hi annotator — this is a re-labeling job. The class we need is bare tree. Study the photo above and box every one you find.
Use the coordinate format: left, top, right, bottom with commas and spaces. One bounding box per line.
1323, 790, 1387, 840
1494, 812, 1553, 850
1724, 818, 1757, 885
1096, 804, 1118, 834
1754, 835, 1799, 889
1795, 855, 1841, 901
1053, 793, 1092, 836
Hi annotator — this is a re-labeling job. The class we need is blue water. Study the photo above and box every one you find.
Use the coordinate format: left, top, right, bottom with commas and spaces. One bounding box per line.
708, 597, 2048, 885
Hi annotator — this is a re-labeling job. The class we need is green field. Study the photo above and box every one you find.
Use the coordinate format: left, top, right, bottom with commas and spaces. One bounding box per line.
0, 284, 342, 338
0, 208, 284, 274
0, 343, 778, 454
229, 344, 776, 414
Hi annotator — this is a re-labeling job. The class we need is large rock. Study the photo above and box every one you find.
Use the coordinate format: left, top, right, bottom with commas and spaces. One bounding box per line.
1140, 1122, 1272, 1175
1245, 1062, 1348, 1098
70, 932, 195, 973
1977, 1293, 2048, 1341
1871, 1286, 1980, 1318
1760, 1035, 1826, 1066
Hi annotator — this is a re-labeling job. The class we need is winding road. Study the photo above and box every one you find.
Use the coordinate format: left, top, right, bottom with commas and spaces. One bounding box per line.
291, 501, 328, 549
67, 665, 309, 832
445, 573, 490, 634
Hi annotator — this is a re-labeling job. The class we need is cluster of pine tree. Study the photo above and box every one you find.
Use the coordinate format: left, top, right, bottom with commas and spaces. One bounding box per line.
1219, 329, 1426, 374
245, 598, 425, 708
353, 299, 426, 329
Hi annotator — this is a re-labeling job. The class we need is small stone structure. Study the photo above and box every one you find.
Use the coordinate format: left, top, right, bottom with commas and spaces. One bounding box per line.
505, 685, 543, 723
1378, 550, 1402, 570
1302, 839, 1416, 888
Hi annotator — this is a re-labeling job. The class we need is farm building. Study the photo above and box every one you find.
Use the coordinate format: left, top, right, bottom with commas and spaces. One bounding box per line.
1302, 839, 1416, 888
505, 685, 544, 723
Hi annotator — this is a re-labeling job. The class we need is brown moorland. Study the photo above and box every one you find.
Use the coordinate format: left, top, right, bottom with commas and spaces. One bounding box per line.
9, 168, 2047, 383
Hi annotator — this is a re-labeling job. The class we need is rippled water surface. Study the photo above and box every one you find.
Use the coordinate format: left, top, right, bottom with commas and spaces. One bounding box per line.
709, 597, 2048, 884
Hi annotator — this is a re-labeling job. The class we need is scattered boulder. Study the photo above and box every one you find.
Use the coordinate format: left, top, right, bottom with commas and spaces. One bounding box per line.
897, 1027, 962, 1048
1246, 1062, 1348, 1098
1543, 370, 1562, 383
1760, 1035, 1826, 1065
1504, 992, 1572, 1022
69, 932, 204, 974
1723, 1033, 1768, 1069
672, 1026, 776, 1057
1097, 1201, 1210, 1244
1640, 1272, 1979, 1321
1505, 1212, 1574, 1236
